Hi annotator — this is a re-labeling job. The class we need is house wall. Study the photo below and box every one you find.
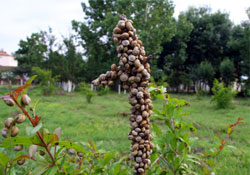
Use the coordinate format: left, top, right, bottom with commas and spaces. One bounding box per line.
0, 55, 17, 67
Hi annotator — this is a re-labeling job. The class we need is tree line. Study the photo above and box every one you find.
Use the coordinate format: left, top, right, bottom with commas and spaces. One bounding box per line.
14, 0, 250, 96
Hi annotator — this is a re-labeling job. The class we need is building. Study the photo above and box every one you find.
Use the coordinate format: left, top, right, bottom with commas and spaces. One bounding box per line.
0, 50, 24, 85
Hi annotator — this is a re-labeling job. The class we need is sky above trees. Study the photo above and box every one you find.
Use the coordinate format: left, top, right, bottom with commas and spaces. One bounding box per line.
0, 0, 249, 54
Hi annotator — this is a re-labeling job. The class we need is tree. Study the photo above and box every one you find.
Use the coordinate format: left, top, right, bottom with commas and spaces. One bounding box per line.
14, 32, 48, 76
14, 29, 86, 85
72, 0, 175, 82
197, 61, 215, 90
158, 13, 193, 90
219, 58, 235, 86
184, 7, 233, 79
60, 36, 87, 83
228, 21, 250, 95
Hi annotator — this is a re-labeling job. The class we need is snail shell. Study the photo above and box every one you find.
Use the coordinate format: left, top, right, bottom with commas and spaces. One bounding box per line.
132, 47, 139, 56
5, 118, 14, 128
122, 40, 130, 46
136, 157, 142, 163
118, 20, 126, 29
128, 55, 136, 62
121, 32, 129, 39
113, 27, 122, 34
126, 21, 133, 31
131, 40, 138, 48
111, 64, 116, 71
136, 115, 143, 122
16, 114, 26, 124
11, 126, 19, 137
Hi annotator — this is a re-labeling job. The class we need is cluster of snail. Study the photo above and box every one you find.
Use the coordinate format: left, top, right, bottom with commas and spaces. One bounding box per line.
92, 15, 153, 174
1, 94, 31, 165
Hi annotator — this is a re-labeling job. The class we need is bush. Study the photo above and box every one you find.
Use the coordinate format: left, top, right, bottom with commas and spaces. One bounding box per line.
211, 79, 237, 108
78, 82, 96, 103
97, 86, 110, 96
32, 67, 59, 96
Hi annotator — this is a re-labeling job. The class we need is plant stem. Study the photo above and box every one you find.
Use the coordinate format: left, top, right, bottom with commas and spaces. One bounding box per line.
11, 96, 55, 163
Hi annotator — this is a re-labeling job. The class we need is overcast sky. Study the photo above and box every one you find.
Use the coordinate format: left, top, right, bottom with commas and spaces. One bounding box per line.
0, 0, 249, 54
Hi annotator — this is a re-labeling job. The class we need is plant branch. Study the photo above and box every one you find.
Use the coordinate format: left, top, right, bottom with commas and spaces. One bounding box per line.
11, 96, 55, 162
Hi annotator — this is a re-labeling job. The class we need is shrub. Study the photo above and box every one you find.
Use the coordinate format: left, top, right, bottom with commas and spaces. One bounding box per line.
0, 77, 129, 174
78, 82, 96, 103
211, 79, 237, 109
97, 86, 110, 96
32, 67, 59, 96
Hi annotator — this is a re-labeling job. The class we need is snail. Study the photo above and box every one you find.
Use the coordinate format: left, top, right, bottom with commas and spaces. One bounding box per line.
16, 114, 26, 124
92, 15, 153, 175
21, 94, 31, 105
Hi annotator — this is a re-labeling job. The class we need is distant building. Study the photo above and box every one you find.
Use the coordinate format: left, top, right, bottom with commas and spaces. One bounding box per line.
0, 50, 17, 69
0, 50, 24, 85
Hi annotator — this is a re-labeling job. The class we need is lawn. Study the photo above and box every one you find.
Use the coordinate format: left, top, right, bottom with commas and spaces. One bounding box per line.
0, 86, 249, 174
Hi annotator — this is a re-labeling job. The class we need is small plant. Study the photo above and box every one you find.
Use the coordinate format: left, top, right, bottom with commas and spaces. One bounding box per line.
211, 79, 237, 109
97, 86, 110, 96
0, 77, 129, 174
32, 67, 59, 96
148, 83, 197, 175
147, 83, 243, 175
197, 117, 244, 175
78, 82, 96, 103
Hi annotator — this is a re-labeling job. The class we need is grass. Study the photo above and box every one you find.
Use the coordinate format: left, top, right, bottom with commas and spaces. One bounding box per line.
0, 86, 249, 174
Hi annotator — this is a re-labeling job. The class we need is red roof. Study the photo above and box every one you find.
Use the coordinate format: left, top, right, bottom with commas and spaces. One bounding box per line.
0, 51, 11, 56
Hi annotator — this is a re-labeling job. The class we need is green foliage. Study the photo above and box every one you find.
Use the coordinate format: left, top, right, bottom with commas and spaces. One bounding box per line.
32, 67, 59, 96
72, 0, 175, 82
0, 79, 130, 175
78, 82, 96, 103
211, 79, 237, 108
14, 32, 48, 76
219, 58, 235, 86
198, 61, 215, 88
159, 14, 193, 89
148, 84, 197, 174
97, 86, 110, 96
14, 29, 86, 84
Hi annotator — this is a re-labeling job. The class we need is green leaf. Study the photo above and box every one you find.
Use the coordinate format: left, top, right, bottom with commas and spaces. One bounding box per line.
32, 165, 49, 175
0, 137, 33, 147
32, 98, 40, 114
0, 152, 9, 167
112, 163, 120, 174
103, 152, 114, 166
9, 168, 16, 175
47, 166, 58, 175
159, 155, 173, 171
26, 123, 42, 137
43, 133, 58, 145
11, 155, 31, 165
148, 86, 158, 92
52, 141, 86, 154
29, 145, 37, 157
22, 75, 37, 94
54, 128, 61, 141
152, 122, 162, 135
59, 155, 66, 170
32, 123, 43, 135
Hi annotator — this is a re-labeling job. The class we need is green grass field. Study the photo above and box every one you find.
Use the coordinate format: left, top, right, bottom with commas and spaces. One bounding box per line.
0, 86, 249, 174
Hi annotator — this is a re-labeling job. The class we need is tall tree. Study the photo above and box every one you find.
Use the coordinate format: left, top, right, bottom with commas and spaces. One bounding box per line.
219, 58, 235, 86
14, 32, 48, 76
185, 7, 233, 78
158, 14, 193, 89
72, 0, 175, 82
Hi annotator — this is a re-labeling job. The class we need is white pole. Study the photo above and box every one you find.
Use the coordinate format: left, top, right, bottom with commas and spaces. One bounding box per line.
118, 84, 121, 95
